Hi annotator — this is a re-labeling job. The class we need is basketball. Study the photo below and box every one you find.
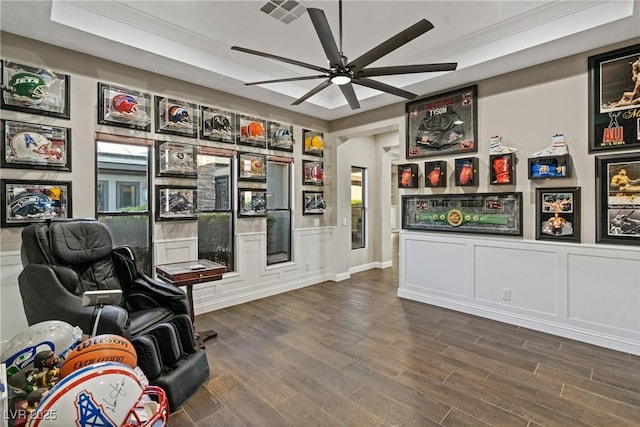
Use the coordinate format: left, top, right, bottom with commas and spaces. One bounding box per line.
59, 334, 137, 378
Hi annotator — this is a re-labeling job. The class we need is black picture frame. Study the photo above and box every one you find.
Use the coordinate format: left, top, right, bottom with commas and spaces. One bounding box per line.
97, 82, 152, 131
595, 153, 640, 245
303, 129, 324, 157
398, 163, 419, 188
454, 157, 479, 187
155, 140, 197, 178
237, 115, 267, 148
1, 119, 71, 171
238, 152, 266, 181
155, 185, 197, 221
267, 121, 294, 152
424, 161, 447, 187
238, 188, 267, 217
303, 191, 326, 215
303, 160, 324, 186
528, 155, 571, 179
588, 44, 640, 153
1, 179, 72, 227
489, 153, 516, 185
535, 187, 581, 242
155, 96, 199, 138
1, 60, 70, 119
200, 106, 236, 143
406, 85, 478, 159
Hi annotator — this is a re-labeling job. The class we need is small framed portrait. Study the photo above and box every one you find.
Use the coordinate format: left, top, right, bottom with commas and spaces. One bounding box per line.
490, 153, 516, 185
1, 119, 71, 171
238, 188, 267, 217
238, 152, 266, 181
1, 179, 72, 227
155, 96, 199, 138
237, 115, 267, 148
424, 161, 447, 187
267, 121, 294, 152
155, 185, 197, 221
536, 187, 581, 242
398, 163, 419, 188
1, 60, 70, 119
303, 191, 326, 215
155, 141, 197, 178
454, 157, 479, 187
303, 129, 324, 157
200, 106, 236, 143
303, 160, 324, 186
97, 83, 152, 131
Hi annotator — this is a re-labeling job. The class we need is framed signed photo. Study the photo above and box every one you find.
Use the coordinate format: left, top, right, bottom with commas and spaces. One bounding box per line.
238, 152, 266, 181
201, 106, 236, 143
98, 83, 152, 131
303, 160, 324, 186
155, 141, 197, 178
588, 44, 640, 152
268, 121, 294, 152
303, 191, 326, 215
238, 188, 266, 217
1, 179, 72, 227
535, 187, 581, 242
406, 85, 477, 159
237, 115, 267, 148
155, 96, 199, 138
155, 185, 196, 221
1, 119, 71, 171
1, 60, 70, 119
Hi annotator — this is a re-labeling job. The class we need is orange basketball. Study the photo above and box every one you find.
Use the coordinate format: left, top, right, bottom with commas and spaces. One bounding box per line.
59, 334, 137, 378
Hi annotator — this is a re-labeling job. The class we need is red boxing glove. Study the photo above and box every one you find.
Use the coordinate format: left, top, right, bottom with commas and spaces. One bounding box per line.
493, 156, 511, 184
429, 167, 441, 186
459, 163, 473, 184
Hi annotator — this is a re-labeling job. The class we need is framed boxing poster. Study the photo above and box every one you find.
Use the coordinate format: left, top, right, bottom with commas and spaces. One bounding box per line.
406, 85, 477, 159
303, 160, 324, 186
237, 115, 267, 148
1, 60, 70, 119
238, 188, 267, 217
155, 185, 197, 221
268, 121, 294, 152
1, 119, 71, 171
303, 191, 326, 215
155, 140, 197, 178
1, 179, 72, 227
402, 192, 522, 236
588, 44, 640, 152
200, 106, 236, 144
595, 152, 640, 245
97, 83, 152, 131
237, 152, 266, 181
155, 96, 199, 138
535, 187, 581, 242
303, 129, 324, 157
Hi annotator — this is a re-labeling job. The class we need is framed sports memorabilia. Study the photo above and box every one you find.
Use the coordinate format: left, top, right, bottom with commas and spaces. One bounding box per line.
155, 185, 196, 221
424, 161, 447, 187
398, 163, 419, 188
402, 192, 522, 236
588, 44, 640, 152
155, 96, 199, 138
267, 121, 294, 152
97, 83, 151, 131
237, 115, 267, 148
303, 191, 326, 215
1, 119, 71, 171
155, 141, 197, 178
238, 188, 267, 217
490, 153, 516, 185
528, 155, 570, 179
536, 187, 581, 242
238, 152, 266, 181
1, 60, 70, 119
1, 179, 72, 227
595, 153, 640, 245
406, 85, 477, 159
200, 106, 236, 143
303, 129, 324, 157
303, 160, 324, 186
454, 157, 479, 187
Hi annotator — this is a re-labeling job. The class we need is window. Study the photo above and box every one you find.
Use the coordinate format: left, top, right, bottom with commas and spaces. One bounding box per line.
266, 160, 292, 265
351, 166, 365, 249
97, 180, 108, 212
116, 181, 140, 209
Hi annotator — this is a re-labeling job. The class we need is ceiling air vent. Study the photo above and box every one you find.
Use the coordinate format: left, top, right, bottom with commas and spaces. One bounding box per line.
260, 0, 307, 24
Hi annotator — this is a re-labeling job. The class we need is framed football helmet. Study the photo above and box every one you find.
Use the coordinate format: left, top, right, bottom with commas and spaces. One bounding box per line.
2, 119, 71, 170
237, 115, 266, 148
200, 106, 236, 143
1, 179, 72, 227
268, 121, 294, 152
155, 96, 198, 138
98, 83, 152, 131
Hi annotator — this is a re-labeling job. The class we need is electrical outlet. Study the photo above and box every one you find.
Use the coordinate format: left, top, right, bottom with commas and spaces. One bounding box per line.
501, 288, 511, 301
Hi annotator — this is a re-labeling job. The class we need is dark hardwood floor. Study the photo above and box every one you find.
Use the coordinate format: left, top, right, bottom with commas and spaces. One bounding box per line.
168, 237, 639, 426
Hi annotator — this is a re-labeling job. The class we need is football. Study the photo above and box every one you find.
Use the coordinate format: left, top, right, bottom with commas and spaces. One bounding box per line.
59, 334, 137, 378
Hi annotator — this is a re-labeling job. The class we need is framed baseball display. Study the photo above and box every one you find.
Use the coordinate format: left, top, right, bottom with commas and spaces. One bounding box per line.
98, 83, 152, 131
200, 106, 236, 143
1, 119, 71, 171
238, 188, 267, 217
238, 152, 266, 181
1, 60, 70, 119
155, 140, 197, 178
303, 129, 324, 157
303, 160, 324, 186
588, 44, 640, 152
237, 115, 267, 148
424, 161, 447, 188
155, 185, 197, 221
1, 179, 72, 227
406, 85, 477, 159
303, 191, 326, 215
268, 121, 294, 152
535, 187, 581, 242
402, 192, 522, 236
155, 96, 199, 138
596, 153, 640, 245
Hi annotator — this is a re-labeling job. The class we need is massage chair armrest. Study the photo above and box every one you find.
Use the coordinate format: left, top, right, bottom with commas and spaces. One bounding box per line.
127, 274, 190, 317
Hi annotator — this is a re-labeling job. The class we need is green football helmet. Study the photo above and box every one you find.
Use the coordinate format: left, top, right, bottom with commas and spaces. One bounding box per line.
6, 72, 57, 104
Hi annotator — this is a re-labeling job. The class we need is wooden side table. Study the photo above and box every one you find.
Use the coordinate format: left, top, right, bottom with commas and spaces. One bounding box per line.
155, 259, 225, 348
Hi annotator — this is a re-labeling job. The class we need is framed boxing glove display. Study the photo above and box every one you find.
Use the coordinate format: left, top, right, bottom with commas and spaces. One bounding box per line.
237, 152, 266, 182
424, 161, 447, 188
200, 106, 236, 144
454, 157, 478, 187
490, 153, 516, 185
1, 179, 72, 227
98, 83, 151, 131
535, 187, 581, 242
398, 164, 419, 188
155, 96, 199, 138
1, 119, 71, 171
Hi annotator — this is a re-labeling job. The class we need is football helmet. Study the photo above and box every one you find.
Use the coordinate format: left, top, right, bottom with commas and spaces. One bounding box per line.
112, 94, 139, 114
207, 115, 231, 133
272, 127, 292, 145
241, 121, 264, 139
168, 106, 189, 123
6, 72, 58, 105
161, 149, 194, 171
10, 192, 55, 217
162, 192, 193, 213
251, 194, 266, 212
10, 132, 62, 161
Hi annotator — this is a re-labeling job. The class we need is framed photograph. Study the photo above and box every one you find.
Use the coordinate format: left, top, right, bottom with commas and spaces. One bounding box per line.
595, 153, 640, 245
402, 192, 522, 236
1, 60, 70, 119
588, 44, 640, 152
398, 163, 419, 188
303, 160, 324, 186
155, 141, 197, 178
424, 161, 447, 187
1, 119, 71, 171
528, 155, 570, 179
155, 185, 196, 221
303, 191, 326, 215
303, 129, 324, 157
238, 152, 266, 181
406, 85, 477, 159
490, 153, 516, 185
1, 179, 72, 227
97, 83, 151, 131
454, 157, 479, 186
536, 187, 581, 242
237, 115, 267, 148
238, 188, 266, 217
267, 121, 294, 152
200, 106, 236, 143
155, 96, 199, 138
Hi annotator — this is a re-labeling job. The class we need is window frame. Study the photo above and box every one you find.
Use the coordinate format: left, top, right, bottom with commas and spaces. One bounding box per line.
266, 158, 293, 266
351, 166, 366, 250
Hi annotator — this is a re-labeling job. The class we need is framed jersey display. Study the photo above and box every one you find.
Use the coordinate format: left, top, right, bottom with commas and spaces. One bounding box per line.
200, 106, 236, 143
1, 179, 72, 227
1, 119, 71, 171
155, 185, 197, 221
155, 96, 199, 138
98, 83, 152, 131
155, 140, 197, 178
535, 187, 581, 242
267, 121, 294, 152
1, 60, 70, 119
237, 115, 267, 148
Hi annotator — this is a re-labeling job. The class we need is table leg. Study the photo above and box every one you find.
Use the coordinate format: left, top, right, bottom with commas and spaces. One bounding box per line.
186, 284, 217, 348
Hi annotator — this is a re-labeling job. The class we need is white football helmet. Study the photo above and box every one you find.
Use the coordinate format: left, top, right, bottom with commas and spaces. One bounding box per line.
10, 132, 63, 161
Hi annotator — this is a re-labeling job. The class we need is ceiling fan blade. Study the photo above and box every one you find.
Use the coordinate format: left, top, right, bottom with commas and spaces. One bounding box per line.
245, 75, 328, 86
347, 19, 434, 71
358, 63, 457, 77
339, 83, 360, 110
291, 79, 332, 105
352, 77, 417, 100
307, 8, 344, 67
231, 46, 330, 74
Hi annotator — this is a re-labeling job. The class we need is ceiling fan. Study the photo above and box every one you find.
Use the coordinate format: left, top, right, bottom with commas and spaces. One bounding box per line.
231, 0, 457, 110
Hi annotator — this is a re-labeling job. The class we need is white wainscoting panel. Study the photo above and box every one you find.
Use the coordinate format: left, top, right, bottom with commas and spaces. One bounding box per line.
154, 238, 198, 265
404, 238, 467, 297
0, 251, 29, 343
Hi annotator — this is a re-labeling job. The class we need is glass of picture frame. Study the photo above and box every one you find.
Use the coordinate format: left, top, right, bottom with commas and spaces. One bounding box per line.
97, 82, 152, 131
155, 96, 199, 138
237, 115, 267, 148
1, 179, 72, 227
155, 141, 197, 178
238, 152, 266, 181
200, 106, 236, 143
535, 187, 581, 242
155, 185, 197, 221
303, 129, 324, 157
454, 157, 479, 186
303, 160, 324, 186
303, 191, 326, 215
1, 60, 70, 119
398, 164, 418, 188
267, 121, 294, 152
490, 153, 516, 185
1, 119, 71, 171
424, 161, 447, 187
238, 188, 267, 217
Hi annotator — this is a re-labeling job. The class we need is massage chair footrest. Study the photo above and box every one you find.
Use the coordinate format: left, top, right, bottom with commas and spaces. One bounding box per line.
151, 348, 209, 410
